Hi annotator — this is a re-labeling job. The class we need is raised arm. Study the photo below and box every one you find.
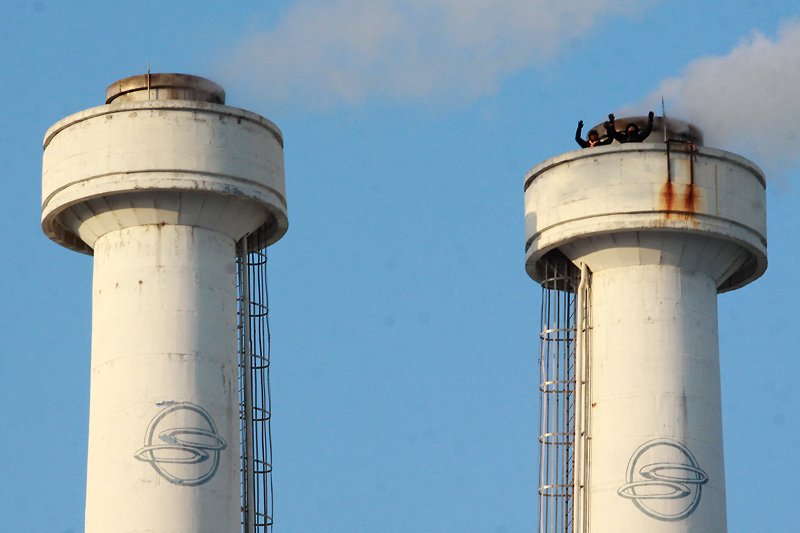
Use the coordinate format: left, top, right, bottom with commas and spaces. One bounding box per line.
636, 111, 654, 141
607, 113, 620, 142
575, 120, 589, 148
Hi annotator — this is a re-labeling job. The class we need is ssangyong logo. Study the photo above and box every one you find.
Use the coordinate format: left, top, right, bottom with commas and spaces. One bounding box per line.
134, 402, 227, 486
617, 438, 709, 521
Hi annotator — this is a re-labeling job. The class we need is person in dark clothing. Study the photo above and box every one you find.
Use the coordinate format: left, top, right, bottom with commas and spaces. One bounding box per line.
609, 111, 655, 143
575, 119, 614, 148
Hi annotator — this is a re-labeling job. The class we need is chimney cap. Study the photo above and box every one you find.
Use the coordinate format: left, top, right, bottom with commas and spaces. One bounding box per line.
105, 73, 225, 105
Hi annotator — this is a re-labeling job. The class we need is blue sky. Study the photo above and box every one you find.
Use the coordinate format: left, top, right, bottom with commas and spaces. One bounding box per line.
1, 1, 798, 532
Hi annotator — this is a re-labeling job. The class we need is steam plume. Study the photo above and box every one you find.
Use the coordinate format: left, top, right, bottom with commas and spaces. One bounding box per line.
629, 20, 800, 175
220, 0, 652, 110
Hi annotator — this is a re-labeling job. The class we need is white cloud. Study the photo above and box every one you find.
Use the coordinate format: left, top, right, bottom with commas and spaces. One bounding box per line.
220, 0, 652, 110
629, 20, 800, 174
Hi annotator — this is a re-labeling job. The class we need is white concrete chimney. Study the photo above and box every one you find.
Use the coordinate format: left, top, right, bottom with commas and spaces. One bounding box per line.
526, 120, 766, 533
41, 73, 287, 533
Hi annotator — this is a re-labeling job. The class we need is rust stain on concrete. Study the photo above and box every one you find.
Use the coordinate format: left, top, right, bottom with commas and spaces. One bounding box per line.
660, 181, 675, 218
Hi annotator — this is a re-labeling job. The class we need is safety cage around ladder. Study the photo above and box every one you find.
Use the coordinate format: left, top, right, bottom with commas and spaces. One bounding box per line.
538, 250, 580, 533
237, 225, 274, 533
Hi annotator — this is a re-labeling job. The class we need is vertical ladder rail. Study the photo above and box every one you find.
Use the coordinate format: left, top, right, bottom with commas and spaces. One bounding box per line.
238, 238, 257, 532
572, 264, 590, 533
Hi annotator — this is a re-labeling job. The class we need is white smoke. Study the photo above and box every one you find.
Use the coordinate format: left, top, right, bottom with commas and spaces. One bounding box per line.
627, 19, 800, 175
220, 0, 653, 110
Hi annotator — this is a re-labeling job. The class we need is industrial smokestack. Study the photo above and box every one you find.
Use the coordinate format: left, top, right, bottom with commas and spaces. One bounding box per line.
525, 119, 766, 533
41, 73, 288, 532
